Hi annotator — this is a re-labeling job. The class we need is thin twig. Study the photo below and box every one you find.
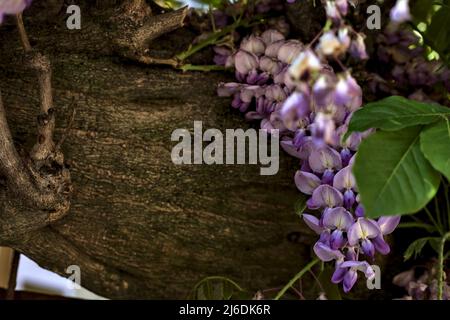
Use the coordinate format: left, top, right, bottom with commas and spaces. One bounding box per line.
290, 285, 305, 300
309, 269, 325, 293
334, 57, 347, 72
16, 14, 31, 52
261, 286, 283, 293
274, 258, 320, 300
16, 13, 56, 161
306, 29, 324, 49
134, 54, 179, 68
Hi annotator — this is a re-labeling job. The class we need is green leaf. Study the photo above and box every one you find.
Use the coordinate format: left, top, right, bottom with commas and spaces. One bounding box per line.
420, 119, 450, 181
425, 6, 450, 63
411, 0, 435, 22
353, 126, 441, 218
428, 237, 442, 255
346, 96, 450, 139
404, 237, 433, 261
192, 0, 226, 9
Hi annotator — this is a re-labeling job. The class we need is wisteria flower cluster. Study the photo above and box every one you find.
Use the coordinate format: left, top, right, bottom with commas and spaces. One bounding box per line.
217, 0, 402, 293
368, 28, 450, 106
0, 0, 31, 23
216, 28, 302, 131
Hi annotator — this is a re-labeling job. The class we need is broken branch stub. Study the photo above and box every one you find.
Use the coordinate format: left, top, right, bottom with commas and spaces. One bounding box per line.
111, 1, 188, 66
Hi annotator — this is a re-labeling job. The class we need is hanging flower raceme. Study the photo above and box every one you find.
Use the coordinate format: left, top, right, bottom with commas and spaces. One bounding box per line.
217, 29, 300, 133
217, 0, 401, 293
278, 0, 401, 292
0, 0, 31, 23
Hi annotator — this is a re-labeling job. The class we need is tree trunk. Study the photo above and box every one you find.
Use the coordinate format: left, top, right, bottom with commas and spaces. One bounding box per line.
0, 1, 317, 299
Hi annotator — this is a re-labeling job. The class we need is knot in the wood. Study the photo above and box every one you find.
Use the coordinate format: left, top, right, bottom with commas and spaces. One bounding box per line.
0, 154, 72, 244
27, 51, 51, 73
37, 108, 54, 126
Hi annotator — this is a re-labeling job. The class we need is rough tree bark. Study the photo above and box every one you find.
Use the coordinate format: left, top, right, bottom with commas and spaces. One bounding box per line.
0, 0, 322, 299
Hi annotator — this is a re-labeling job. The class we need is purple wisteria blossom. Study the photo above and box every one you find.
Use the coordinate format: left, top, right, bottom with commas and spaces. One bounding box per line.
217, 0, 401, 293
333, 260, 376, 293
0, 0, 31, 23
390, 0, 411, 24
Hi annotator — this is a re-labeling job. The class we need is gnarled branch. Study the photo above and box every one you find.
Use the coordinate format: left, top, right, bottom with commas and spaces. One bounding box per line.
0, 14, 72, 243
111, 0, 188, 67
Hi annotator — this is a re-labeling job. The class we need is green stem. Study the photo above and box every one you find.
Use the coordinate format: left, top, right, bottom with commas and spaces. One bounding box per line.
445, 251, 450, 260
178, 64, 229, 72
438, 232, 450, 300
209, 5, 216, 33
190, 276, 245, 299
274, 258, 319, 300
398, 222, 436, 232
444, 179, 450, 231
425, 206, 444, 235
175, 15, 264, 63
176, 19, 242, 62
411, 215, 429, 225
435, 196, 443, 231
